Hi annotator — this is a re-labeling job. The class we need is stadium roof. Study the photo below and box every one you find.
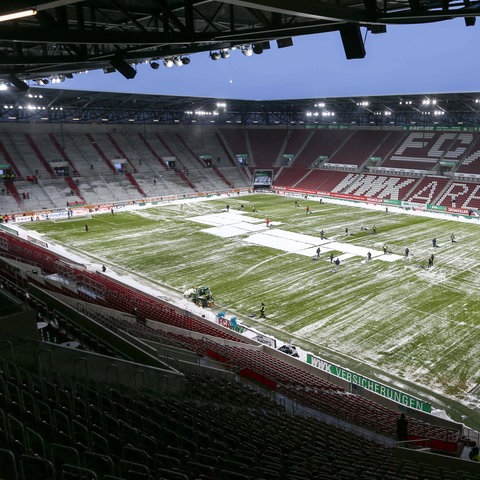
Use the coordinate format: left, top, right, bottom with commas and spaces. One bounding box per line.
0, 0, 478, 87
4, 87, 480, 126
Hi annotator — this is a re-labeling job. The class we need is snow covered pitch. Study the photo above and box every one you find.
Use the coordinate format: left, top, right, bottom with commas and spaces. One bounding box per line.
23, 193, 480, 428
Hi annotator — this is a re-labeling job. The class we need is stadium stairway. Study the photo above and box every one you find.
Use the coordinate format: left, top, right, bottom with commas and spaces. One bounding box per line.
85, 133, 117, 174
24, 133, 56, 179
48, 133, 81, 177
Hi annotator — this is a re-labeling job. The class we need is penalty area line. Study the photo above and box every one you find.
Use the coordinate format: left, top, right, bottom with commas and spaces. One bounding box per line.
89, 217, 117, 226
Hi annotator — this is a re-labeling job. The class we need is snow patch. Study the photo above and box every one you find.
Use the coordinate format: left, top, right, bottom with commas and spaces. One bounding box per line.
192, 212, 404, 262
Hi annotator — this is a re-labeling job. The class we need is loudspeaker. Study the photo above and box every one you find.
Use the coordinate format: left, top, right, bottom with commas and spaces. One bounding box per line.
276, 37, 293, 49
9, 75, 29, 92
110, 57, 137, 79
369, 24, 387, 34
339, 24, 366, 59
465, 17, 476, 26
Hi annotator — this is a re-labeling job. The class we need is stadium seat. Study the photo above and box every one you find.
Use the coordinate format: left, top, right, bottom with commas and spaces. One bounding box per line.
0, 447, 19, 480
118, 459, 153, 480
0, 408, 8, 446
155, 468, 189, 480
50, 443, 81, 472
90, 431, 110, 456
25, 426, 46, 457
20, 454, 56, 480
7, 413, 26, 453
83, 451, 115, 478
154, 453, 182, 470
219, 469, 251, 480
123, 446, 153, 469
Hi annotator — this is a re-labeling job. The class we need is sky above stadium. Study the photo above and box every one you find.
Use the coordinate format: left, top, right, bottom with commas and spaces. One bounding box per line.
46, 19, 480, 100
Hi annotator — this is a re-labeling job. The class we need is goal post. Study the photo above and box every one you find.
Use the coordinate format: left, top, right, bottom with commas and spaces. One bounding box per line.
50, 212, 92, 223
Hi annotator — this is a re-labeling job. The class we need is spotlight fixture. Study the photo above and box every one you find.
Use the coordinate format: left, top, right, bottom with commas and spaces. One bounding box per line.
150, 61, 160, 69
173, 56, 183, 67
209, 51, 220, 61
51, 76, 65, 84
252, 42, 270, 55
36, 78, 49, 85
103, 66, 116, 74
110, 56, 137, 79
220, 49, 230, 59
8, 75, 29, 92
241, 45, 253, 57
163, 57, 174, 68
181, 56, 190, 65
252, 44, 263, 55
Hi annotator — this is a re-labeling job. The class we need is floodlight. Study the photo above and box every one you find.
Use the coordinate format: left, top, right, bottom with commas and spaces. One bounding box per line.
181, 56, 190, 65
150, 61, 160, 69
209, 51, 220, 60
163, 57, 174, 67
51, 76, 66, 84
241, 45, 253, 57
252, 42, 270, 55
173, 56, 183, 67
0, 9, 37, 23
252, 44, 263, 55
220, 49, 230, 59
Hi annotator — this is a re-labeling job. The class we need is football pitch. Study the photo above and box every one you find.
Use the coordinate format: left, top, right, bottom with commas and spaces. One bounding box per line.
22, 193, 480, 429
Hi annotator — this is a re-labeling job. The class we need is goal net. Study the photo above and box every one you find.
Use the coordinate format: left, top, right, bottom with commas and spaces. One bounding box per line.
51, 212, 92, 223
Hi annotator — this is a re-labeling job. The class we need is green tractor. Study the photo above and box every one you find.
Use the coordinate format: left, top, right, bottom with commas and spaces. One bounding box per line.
184, 286, 214, 307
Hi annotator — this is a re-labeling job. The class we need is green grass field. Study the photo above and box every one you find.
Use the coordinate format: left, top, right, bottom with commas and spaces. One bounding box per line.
22, 194, 480, 429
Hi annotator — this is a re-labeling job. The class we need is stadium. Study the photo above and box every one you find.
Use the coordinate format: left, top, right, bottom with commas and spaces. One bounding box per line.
1, 2, 480, 480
